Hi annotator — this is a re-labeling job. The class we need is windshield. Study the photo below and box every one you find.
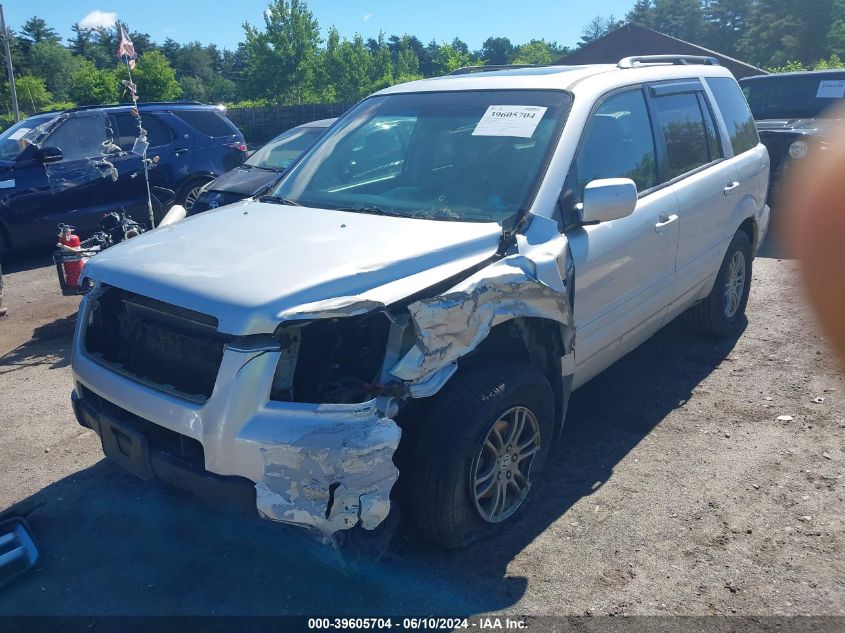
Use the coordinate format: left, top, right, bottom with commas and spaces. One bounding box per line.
246, 126, 327, 170
742, 73, 845, 120
0, 114, 58, 161
268, 90, 572, 222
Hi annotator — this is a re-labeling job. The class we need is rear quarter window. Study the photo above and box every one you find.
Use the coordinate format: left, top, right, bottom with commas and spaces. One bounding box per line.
706, 77, 759, 155
174, 109, 237, 138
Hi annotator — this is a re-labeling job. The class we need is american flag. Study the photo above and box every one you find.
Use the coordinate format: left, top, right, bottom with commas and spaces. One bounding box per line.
117, 26, 137, 69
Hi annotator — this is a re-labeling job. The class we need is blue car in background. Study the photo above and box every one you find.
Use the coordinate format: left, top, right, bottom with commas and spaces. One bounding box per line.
0, 102, 246, 258
190, 118, 334, 214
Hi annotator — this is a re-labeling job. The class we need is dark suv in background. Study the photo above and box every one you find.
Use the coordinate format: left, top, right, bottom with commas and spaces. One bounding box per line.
0, 102, 245, 258
740, 70, 845, 199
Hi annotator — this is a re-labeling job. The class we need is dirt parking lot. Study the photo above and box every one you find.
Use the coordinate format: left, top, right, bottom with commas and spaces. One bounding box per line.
0, 232, 842, 617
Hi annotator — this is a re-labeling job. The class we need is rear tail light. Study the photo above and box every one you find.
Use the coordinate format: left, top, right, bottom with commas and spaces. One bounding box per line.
227, 142, 247, 152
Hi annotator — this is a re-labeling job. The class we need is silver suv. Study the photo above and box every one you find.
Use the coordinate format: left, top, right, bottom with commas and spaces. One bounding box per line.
70, 56, 769, 549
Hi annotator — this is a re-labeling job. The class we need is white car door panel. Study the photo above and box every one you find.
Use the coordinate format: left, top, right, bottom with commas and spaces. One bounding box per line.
570, 186, 680, 388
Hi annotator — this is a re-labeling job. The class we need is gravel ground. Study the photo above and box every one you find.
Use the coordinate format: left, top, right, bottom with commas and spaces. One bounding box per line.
0, 236, 842, 617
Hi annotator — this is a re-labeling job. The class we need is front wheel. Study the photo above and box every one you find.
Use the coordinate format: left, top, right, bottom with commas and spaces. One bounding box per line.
409, 362, 554, 548
686, 230, 753, 337
178, 179, 212, 213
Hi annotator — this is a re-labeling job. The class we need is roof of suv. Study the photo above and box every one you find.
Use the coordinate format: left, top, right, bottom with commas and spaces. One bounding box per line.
376, 60, 735, 96
59, 102, 227, 115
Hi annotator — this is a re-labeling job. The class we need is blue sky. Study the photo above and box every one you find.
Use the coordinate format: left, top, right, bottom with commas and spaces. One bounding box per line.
6, 0, 635, 51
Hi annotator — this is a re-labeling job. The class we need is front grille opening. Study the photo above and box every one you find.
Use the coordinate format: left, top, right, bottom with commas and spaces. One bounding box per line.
85, 286, 229, 402
80, 385, 205, 470
289, 313, 391, 404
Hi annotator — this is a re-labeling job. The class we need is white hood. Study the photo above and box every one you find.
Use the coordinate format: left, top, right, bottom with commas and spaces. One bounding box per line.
84, 200, 504, 335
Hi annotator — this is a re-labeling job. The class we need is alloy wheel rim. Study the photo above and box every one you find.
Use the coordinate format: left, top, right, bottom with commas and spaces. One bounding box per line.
184, 186, 203, 211
471, 406, 541, 524
723, 250, 746, 319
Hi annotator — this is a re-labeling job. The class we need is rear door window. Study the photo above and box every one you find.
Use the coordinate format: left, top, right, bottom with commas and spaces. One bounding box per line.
174, 110, 236, 137
651, 92, 714, 179
112, 113, 174, 150
706, 76, 759, 155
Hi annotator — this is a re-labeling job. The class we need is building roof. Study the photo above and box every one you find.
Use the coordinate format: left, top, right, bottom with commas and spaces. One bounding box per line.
556, 23, 767, 80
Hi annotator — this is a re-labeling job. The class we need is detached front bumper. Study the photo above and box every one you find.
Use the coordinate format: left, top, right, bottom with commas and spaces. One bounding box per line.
71, 295, 402, 538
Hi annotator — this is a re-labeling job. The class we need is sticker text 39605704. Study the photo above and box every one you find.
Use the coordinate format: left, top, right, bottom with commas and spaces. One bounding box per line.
472, 105, 548, 138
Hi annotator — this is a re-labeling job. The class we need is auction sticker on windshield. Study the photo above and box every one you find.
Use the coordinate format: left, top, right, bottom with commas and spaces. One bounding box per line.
472, 105, 548, 138
816, 80, 845, 98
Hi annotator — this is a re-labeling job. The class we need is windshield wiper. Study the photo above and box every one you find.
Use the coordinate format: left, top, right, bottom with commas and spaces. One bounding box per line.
258, 194, 302, 206
335, 204, 411, 218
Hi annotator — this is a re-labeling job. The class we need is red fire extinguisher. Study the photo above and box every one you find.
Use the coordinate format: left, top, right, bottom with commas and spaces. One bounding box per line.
58, 225, 84, 289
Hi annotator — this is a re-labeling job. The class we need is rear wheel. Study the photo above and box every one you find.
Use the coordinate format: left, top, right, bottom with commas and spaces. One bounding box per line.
686, 230, 753, 337
409, 362, 554, 548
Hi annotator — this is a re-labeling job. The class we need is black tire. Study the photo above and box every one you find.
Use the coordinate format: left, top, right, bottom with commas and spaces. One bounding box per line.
176, 178, 213, 213
686, 230, 753, 337
0, 229, 7, 263
409, 362, 554, 548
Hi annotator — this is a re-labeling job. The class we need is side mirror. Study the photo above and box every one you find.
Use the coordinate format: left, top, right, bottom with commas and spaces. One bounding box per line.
37, 146, 63, 164
579, 178, 638, 224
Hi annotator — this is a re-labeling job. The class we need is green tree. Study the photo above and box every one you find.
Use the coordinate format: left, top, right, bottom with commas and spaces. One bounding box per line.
480, 37, 514, 65
28, 40, 83, 102
702, 0, 753, 56
242, 0, 321, 102
206, 76, 237, 102
512, 39, 557, 64
627, 0, 655, 27
766, 60, 807, 73
176, 42, 216, 81
368, 32, 394, 92
578, 16, 621, 47
68, 58, 119, 104
131, 51, 182, 101
430, 42, 475, 75
179, 75, 207, 101
740, 0, 834, 67
394, 36, 422, 81
69, 23, 112, 69
827, 0, 845, 57
14, 76, 53, 113
332, 34, 373, 100
20, 17, 60, 46
813, 53, 845, 69
650, 0, 706, 42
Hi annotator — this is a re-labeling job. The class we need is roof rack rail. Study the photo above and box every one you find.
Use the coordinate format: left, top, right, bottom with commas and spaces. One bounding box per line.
448, 64, 545, 76
618, 55, 720, 69
65, 101, 205, 112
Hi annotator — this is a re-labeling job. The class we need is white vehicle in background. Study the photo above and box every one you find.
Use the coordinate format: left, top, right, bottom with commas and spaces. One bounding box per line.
70, 55, 769, 551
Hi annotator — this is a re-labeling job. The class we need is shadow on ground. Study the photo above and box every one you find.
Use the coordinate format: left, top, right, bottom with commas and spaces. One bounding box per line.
0, 318, 743, 615
0, 315, 77, 374
2, 253, 55, 276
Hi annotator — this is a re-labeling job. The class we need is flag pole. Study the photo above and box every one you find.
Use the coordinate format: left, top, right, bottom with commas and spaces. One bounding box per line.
0, 4, 19, 122
127, 64, 156, 229
118, 24, 155, 228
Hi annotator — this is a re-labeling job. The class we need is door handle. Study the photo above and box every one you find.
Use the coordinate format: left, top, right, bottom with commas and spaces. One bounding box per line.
174, 148, 189, 156
655, 213, 678, 233
723, 181, 740, 195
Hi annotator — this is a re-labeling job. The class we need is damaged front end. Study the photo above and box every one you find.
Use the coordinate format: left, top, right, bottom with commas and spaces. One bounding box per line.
73, 212, 574, 548
246, 214, 575, 540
